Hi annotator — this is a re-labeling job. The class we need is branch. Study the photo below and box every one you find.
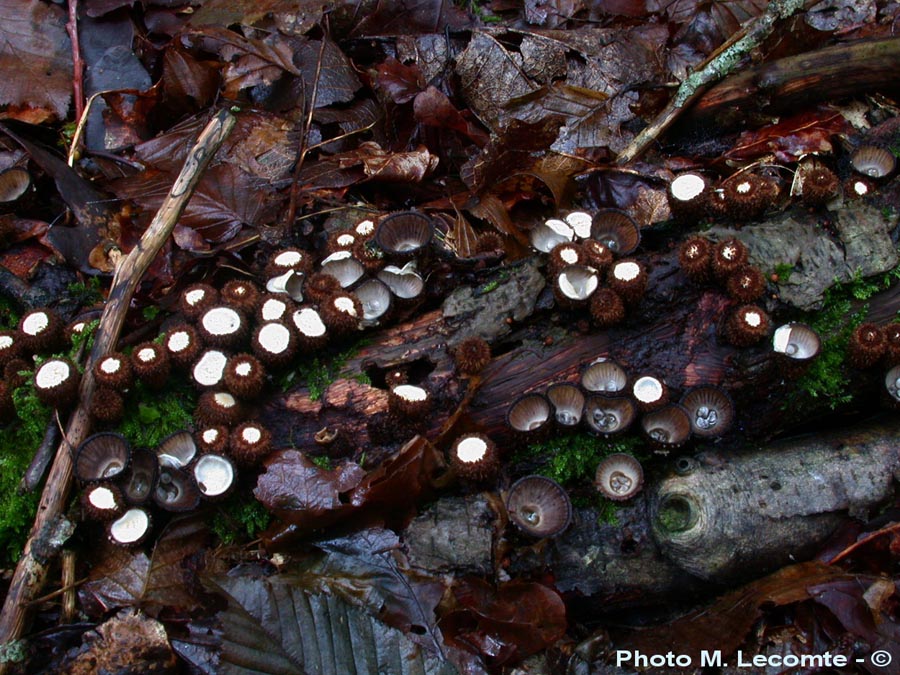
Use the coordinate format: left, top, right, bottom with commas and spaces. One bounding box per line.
616, 0, 813, 165
0, 109, 236, 663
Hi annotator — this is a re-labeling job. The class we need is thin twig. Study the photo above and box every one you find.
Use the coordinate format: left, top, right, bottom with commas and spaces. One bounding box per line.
0, 109, 235, 668
615, 0, 815, 165
65, 0, 84, 123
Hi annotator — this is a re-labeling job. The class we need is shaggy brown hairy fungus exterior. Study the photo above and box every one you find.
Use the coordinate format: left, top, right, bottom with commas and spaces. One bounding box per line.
725, 304, 771, 347
453, 337, 491, 375
848, 323, 887, 369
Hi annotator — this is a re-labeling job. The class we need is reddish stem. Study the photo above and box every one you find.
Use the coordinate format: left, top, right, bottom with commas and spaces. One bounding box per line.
66, 0, 84, 122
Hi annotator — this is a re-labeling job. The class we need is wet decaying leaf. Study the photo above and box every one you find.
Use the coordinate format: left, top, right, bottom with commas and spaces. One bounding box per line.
613, 562, 854, 662
79, 515, 210, 616
0, 0, 72, 123
256, 436, 441, 541
439, 577, 568, 668
723, 109, 850, 163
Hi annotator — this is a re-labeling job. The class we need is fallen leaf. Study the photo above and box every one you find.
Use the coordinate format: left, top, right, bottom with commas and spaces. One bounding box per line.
724, 109, 849, 163
0, 0, 73, 122
79, 515, 210, 617
440, 578, 568, 668
350, 0, 473, 37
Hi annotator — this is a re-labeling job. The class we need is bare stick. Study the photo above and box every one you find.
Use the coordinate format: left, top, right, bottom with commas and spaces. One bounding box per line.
616, 0, 813, 165
0, 109, 235, 662
18, 418, 61, 494
65, 0, 84, 123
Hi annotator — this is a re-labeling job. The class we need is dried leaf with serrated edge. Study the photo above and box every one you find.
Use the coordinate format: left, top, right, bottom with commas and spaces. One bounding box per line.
445, 212, 479, 259
79, 515, 210, 616
0, 0, 72, 122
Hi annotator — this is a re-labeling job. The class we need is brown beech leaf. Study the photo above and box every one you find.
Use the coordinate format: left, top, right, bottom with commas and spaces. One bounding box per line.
413, 86, 490, 146
79, 515, 210, 617
614, 562, 852, 663
258, 436, 440, 540
440, 578, 568, 668
295, 37, 362, 109
161, 46, 220, 113
375, 57, 426, 104
189, 0, 325, 28
0, 0, 73, 122
350, 0, 473, 37
354, 142, 439, 182
724, 109, 849, 163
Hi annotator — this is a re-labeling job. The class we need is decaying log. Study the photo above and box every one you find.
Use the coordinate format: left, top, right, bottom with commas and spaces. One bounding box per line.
263, 200, 899, 455
403, 418, 899, 608
0, 110, 235, 664
687, 36, 900, 129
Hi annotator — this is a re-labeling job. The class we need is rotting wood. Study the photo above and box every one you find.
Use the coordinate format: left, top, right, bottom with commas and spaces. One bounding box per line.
686, 36, 900, 129
0, 109, 235, 665
616, 0, 817, 165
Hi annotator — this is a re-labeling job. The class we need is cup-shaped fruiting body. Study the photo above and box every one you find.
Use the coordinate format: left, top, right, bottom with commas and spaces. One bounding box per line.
678, 236, 712, 283
291, 307, 329, 352
583, 395, 637, 436
590, 209, 641, 256
264, 248, 314, 279
0, 329, 23, 368
581, 239, 613, 273
326, 230, 358, 255
725, 265, 766, 303
314, 426, 352, 458
224, 353, 267, 400
320, 251, 366, 289
547, 242, 585, 276
844, 176, 875, 200
546, 383, 584, 429
156, 430, 198, 469
581, 359, 628, 395
131, 341, 171, 389
377, 262, 422, 298
772, 323, 821, 362
0, 166, 31, 203
89, 387, 125, 424
794, 159, 839, 207
355, 278, 393, 327
384, 368, 409, 388
179, 283, 218, 322
531, 218, 574, 253
33, 357, 80, 409
221, 280, 261, 315
192, 453, 236, 501
388, 384, 431, 418
195, 390, 245, 426
4, 358, 29, 390
449, 433, 500, 482
154, 467, 202, 512
721, 173, 771, 221
712, 237, 749, 281
352, 238, 386, 273
631, 374, 669, 413
191, 348, 229, 389
164, 324, 204, 370
506, 392, 553, 442
607, 259, 648, 305
564, 211, 593, 239
107, 507, 152, 547
256, 294, 295, 324
725, 304, 770, 347
119, 447, 158, 506
18, 307, 64, 354
640, 404, 692, 451
453, 336, 491, 376
668, 172, 711, 221
251, 321, 298, 370
229, 421, 272, 467
589, 288, 626, 328
93, 352, 133, 390
375, 211, 434, 259
81, 483, 125, 521
553, 265, 600, 309
848, 322, 886, 369
65, 317, 95, 345
320, 292, 363, 336
680, 386, 735, 439
266, 269, 305, 302
303, 271, 342, 305
196, 426, 229, 455
198, 305, 248, 350
475, 232, 505, 255
354, 218, 376, 238
75, 432, 131, 483
850, 144, 896, 179
884, 365, 900, 409
506, 475, 572, 538
594, 453, 643, 501
883, 324, 900, 366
